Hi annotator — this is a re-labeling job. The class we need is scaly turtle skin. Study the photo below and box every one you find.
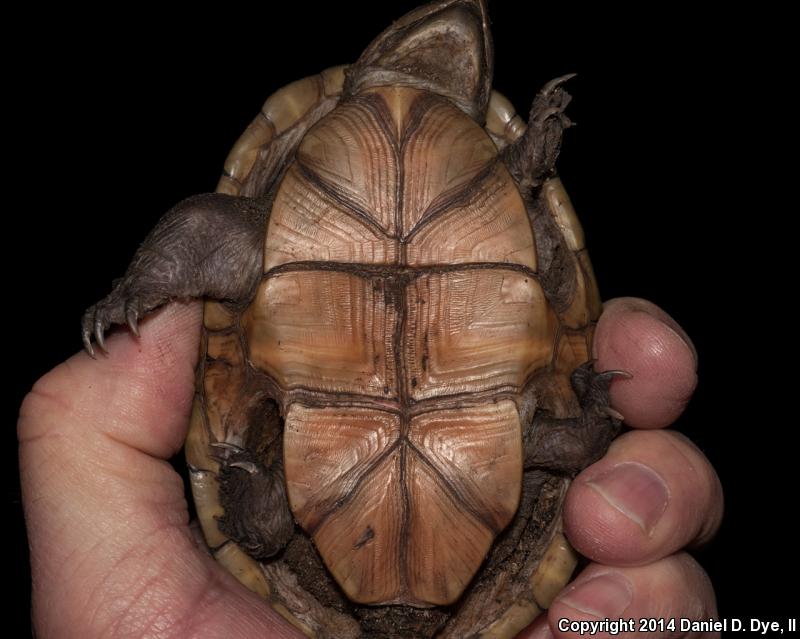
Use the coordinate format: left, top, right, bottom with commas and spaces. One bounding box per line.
83, 2, 620, 637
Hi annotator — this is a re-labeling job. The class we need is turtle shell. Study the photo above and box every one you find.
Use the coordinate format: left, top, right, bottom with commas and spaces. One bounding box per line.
250, 84, 543, 607
186, 81, 600, 639
184, 6, 603, 639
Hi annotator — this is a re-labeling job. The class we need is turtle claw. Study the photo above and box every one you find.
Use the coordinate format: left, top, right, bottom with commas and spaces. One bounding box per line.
81, 283, 163, 354
602, 406, 626, 422
82, 326, 96, 359
230, 461, 259, 475
94, 319, 108, 353
596, 369, 633, 383
81, 290, 120, 355
540, 73, 577, 97
125, 304, 140, 337
530, 80, 573, 128
210, 442, 245, 453
209, 441, 247, 466
571, 361, 631, 422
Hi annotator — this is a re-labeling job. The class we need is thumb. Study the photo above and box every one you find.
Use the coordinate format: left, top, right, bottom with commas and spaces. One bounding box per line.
19, 302, 302, 638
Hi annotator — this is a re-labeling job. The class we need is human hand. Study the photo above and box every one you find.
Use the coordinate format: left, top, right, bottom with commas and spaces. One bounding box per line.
19, 297, 720, 638
519, 298, 722, 639
20, 302, 305, 638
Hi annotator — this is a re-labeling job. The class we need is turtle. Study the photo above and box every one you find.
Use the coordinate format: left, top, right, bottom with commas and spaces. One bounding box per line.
81, 1, 622, 637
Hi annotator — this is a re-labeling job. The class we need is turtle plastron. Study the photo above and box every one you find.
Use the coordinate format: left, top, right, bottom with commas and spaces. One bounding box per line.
84, 2, 621, 637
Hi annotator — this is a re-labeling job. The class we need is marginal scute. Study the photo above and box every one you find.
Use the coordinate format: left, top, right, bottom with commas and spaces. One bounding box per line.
221, 115, 276, 188
542, 177, 586, 252
185, 395, 216, 471
203, 300, 236, 331
263, 561, 361, 639
271, 603, 315, 638
214, 543, 271, 599
186, 395, 230, 549
216, 175, 241, 196
189, 469, 227, 548
553, 329, 591, 378
556, 246, 605, 330
529, 532, 579, 608
577, 249, 603, 321
485, 90, 526, 145
321, 65, 348, 98
478, 601, 542, 639
203, 333, 246, 438
207, 331, 244, 363
216, 66, 347, 194
263, 75, 325, 135
538, 172, 604, 331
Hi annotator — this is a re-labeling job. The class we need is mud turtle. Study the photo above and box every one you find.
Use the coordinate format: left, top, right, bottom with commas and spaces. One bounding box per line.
82, 1, 621, 636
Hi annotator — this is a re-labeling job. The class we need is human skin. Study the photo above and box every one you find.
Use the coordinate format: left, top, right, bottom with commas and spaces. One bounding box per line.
18, 297, 722, 639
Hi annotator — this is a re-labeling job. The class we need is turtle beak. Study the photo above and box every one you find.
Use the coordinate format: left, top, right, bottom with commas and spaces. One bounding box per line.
346, 0, 494, 121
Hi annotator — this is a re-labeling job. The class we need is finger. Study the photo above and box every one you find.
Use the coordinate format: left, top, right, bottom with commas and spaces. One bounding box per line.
25, 301, 203, 459
546, 554, 718, 639
594, 297, 698, 429
564, 430, 723, 566
19, 302, 304, 638
515, 617, 552, 639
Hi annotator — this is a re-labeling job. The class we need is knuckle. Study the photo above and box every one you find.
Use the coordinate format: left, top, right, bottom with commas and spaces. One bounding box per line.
18, 363, 79, 445
666, 553, 718, 618
661, 432, 724, 543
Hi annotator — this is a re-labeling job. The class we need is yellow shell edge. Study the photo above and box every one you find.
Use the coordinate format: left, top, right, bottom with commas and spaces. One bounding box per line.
478, 530, 578, 639
213, 543, 272, 599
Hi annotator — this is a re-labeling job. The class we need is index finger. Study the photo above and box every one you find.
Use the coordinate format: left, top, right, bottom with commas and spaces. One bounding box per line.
594, 297, 698, 429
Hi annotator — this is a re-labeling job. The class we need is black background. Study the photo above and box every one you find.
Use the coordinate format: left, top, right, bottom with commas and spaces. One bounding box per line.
8, 2, 793, 636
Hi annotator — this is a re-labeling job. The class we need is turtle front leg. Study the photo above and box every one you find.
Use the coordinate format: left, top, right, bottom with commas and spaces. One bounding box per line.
524, 363, 627, 474
82, 193, 267, 355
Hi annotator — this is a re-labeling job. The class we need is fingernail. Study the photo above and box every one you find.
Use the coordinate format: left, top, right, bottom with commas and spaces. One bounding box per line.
557, 572, 633, 617
586, 462, 669, 535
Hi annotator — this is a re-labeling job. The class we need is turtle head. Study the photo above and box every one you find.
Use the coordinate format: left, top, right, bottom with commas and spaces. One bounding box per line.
344, 0, 493, 122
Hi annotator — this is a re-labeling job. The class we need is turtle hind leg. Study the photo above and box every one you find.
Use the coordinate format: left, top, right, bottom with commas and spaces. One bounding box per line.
211, 400, 294, 560
213, 442, 294, 560
524, 362, 628, 475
